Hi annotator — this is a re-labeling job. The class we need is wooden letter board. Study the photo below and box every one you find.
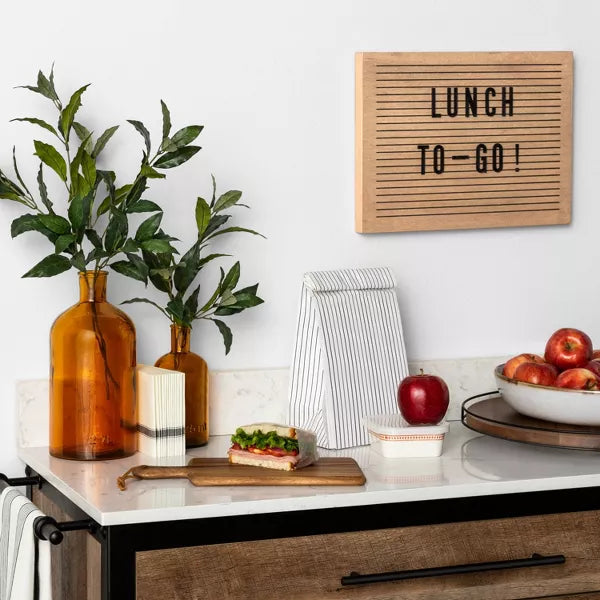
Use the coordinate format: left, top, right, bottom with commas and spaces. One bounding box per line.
355, 51, 573, 233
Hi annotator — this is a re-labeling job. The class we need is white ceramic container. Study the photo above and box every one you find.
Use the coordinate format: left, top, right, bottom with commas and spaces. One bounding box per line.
363, 413, 449, 458
495, 364, 600, 426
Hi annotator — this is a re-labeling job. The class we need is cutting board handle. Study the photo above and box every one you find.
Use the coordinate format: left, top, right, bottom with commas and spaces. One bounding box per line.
117, 465, 189, 490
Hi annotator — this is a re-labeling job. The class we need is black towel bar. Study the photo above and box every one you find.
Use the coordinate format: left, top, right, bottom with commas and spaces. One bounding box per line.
0, 472, 96, 545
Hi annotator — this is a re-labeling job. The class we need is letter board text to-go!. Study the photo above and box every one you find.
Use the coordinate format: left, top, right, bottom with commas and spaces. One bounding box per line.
355, 51, 573, 233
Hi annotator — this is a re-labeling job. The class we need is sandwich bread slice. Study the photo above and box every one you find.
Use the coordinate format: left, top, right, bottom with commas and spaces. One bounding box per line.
228, 423, 317, 471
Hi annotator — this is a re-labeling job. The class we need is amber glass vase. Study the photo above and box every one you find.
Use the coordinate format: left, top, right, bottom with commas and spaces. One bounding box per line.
155, 325, 209, 447
49, 271, 137, 460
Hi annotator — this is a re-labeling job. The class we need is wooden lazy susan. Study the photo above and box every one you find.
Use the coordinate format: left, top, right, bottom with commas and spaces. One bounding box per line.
462, 392, 600, 451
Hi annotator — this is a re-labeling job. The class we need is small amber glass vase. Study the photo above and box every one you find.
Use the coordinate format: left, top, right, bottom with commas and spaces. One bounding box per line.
49, 271, 137, 460
155, 324, 209, 447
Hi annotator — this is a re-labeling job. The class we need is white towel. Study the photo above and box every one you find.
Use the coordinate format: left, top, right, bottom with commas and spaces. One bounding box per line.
289, 267, 409, 449
0, 487, 52, 600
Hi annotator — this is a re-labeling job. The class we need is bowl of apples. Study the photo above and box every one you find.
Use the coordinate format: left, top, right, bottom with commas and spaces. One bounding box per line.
495, 327, 600, 426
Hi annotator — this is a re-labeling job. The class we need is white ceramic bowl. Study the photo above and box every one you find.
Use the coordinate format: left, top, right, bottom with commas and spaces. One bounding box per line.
495, 364, 600, 425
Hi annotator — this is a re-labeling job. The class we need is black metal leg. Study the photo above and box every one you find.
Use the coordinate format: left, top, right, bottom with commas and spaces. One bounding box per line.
101, 526, 136, 600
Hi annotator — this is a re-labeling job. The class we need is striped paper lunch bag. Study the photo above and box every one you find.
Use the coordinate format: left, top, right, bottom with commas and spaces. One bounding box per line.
288, 267, 409, 449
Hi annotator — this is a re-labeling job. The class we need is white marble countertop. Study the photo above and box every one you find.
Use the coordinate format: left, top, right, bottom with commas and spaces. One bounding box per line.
17, 422, 600, 526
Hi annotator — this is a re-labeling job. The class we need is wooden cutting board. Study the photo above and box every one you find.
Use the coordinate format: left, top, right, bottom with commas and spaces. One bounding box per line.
117, 457, 366, 490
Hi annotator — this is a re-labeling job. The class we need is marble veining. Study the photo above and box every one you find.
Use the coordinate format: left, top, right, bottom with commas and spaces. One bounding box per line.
17, 356, 509, 448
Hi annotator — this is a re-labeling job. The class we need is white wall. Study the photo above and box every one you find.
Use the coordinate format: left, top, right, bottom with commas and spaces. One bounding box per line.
0, 0, 596, 473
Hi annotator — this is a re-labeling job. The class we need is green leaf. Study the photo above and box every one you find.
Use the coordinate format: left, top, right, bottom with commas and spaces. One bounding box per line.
10, 117, 58, 137
110, 259, 147, 283
120, 297, 168, 317
221, 261, 241, 293
85, 229, 103, 248
81, 150, 96, 188
184, 284, 201, 318
147, 266, 172, 293
36, 69, 59, 103
198, 283, 221, 315
214, 190, 243, 213
195, 197, 211, 237
202, 214, 230, 239
10, 213, 59, 242
154, 146, 200, 169
140, 238, 175, 254
73, 122, 94, 153
91, 125, 119, 159
59, 84, 90, 141
11, 214, 44, 238
127, 199, 162, 213
70, 250, 87, 271
104, 209, 128, 252
126, 252, 149, 280
122, 238, 139, 253
127, 120, 151, 155
124, 176, 147, 208
160, 100, 171, 143
12, 148, 32, 199
96, 195, 111, 218
231, 290, 264, 308
55, 233, 76, 254
166, 297, 185, 322
215, 285, 264, 315
140, 164, 166, 179
22, 254, 71, 278
135, 213, 162, 242
33, 141, 67, 181
170, 125, 203, 149
86, 248, 108, 262
68, 193, 93, 239
38, 214, 71, 234
210, 319, 233, 354
206, 226, 265, 240
210, 174, 217, 207
36, 164, 53, 212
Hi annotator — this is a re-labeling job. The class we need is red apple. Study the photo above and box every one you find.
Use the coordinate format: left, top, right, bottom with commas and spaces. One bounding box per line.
593, 349, 600, 360
544, 328, 593, 370
584, 360, 600, 379
513, 362, 558, 386
398, 370, 449, 425
503, 353, 546, 379
555, 368, 600, 390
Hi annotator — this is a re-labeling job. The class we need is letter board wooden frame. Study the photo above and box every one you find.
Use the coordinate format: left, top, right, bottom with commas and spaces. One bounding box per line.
355, 51, 573, 233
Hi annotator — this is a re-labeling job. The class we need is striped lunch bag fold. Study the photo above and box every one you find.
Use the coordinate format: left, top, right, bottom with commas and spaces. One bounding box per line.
288, 267, 409, 449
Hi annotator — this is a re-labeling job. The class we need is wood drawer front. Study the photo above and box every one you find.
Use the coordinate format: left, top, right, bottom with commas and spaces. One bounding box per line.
136, 510, 600, 600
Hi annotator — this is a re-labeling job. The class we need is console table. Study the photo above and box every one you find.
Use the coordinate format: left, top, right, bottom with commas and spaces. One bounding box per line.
18, 423, 600, 599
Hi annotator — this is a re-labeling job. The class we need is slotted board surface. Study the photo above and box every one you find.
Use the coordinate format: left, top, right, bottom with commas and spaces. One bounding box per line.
355, 51, 573, 233
185, 457, 365, 486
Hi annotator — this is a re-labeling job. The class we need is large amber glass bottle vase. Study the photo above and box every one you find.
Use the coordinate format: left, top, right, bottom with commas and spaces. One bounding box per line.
50, 271, 137, 460
155, 325, 209, 447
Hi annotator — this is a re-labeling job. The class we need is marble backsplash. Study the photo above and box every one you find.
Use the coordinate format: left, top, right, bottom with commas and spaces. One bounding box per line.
17, 356, 508, 448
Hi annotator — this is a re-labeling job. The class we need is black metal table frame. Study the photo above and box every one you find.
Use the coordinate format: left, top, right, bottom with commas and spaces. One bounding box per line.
25, 466, 600, 600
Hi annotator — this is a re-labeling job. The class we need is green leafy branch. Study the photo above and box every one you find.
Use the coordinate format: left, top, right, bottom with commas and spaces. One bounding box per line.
0, 67, 202, 279
123, 176, 265, 354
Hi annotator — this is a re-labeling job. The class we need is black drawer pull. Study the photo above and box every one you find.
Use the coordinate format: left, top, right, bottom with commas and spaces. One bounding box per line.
341, 553, 565, 586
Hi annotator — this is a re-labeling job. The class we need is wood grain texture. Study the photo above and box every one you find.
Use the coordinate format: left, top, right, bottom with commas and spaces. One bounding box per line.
464, 396, 600, 450
32, 488, 101, 600
120, 457, 365, 488
136, 510, 600, 600
355, 51, 573, 233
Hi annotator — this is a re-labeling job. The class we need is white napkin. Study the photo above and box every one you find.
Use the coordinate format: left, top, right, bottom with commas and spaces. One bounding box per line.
0, 487, 51, 600
136, 365, 186, 458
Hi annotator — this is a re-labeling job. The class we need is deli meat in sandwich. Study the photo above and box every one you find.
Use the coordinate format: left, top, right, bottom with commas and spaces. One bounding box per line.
228, 423, 318, 471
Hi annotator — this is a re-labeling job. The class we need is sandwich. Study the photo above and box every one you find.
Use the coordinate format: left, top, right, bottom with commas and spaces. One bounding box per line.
228, 423, 318, 471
